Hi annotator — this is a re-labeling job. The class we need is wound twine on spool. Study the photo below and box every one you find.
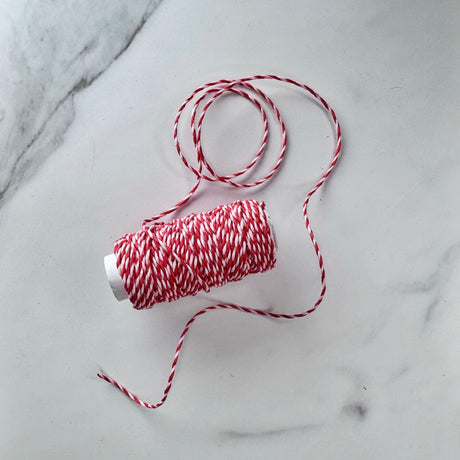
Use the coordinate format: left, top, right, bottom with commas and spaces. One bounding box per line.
103, 202, 278, 303
108, 200, 276, 309
98, 75, 342, 409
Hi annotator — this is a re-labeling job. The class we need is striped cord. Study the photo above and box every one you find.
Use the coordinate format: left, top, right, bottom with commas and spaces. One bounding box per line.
98, 75, 342, 409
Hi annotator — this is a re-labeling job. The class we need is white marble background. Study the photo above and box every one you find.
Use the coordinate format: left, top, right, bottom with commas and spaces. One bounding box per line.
1, 0, 459, 458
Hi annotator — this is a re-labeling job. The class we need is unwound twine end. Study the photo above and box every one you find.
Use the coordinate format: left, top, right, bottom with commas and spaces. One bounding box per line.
98, 74, 342, 409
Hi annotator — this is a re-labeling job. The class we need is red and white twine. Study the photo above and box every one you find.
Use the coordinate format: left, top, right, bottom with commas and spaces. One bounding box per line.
114, 200, 276, 310
98, 75, 342, 409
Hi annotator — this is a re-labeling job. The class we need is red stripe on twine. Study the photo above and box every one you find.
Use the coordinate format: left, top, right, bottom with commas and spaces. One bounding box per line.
98, 75, 343, 409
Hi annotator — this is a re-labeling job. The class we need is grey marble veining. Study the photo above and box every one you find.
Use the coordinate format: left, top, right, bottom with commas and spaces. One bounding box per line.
1, 0, 459, 459
0, 0, 162, 203
394, 242, 460, 326
221, 423, 321, 439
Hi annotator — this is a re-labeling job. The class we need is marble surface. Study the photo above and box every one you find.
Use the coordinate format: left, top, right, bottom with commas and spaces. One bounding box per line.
1, 0, 459, 458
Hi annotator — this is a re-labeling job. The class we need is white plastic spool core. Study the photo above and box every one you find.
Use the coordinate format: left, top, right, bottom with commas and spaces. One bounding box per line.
104, 254, 128, 301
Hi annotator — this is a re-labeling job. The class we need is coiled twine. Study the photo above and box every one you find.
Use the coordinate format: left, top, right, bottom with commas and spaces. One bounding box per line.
115, 200, 276, 310
98, 74, 343, 409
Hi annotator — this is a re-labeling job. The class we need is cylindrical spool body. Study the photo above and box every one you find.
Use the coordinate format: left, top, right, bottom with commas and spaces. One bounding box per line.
105, 200, 276, 309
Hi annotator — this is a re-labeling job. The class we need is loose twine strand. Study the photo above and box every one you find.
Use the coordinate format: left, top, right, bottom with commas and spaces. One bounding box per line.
98, 75, 342, 409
